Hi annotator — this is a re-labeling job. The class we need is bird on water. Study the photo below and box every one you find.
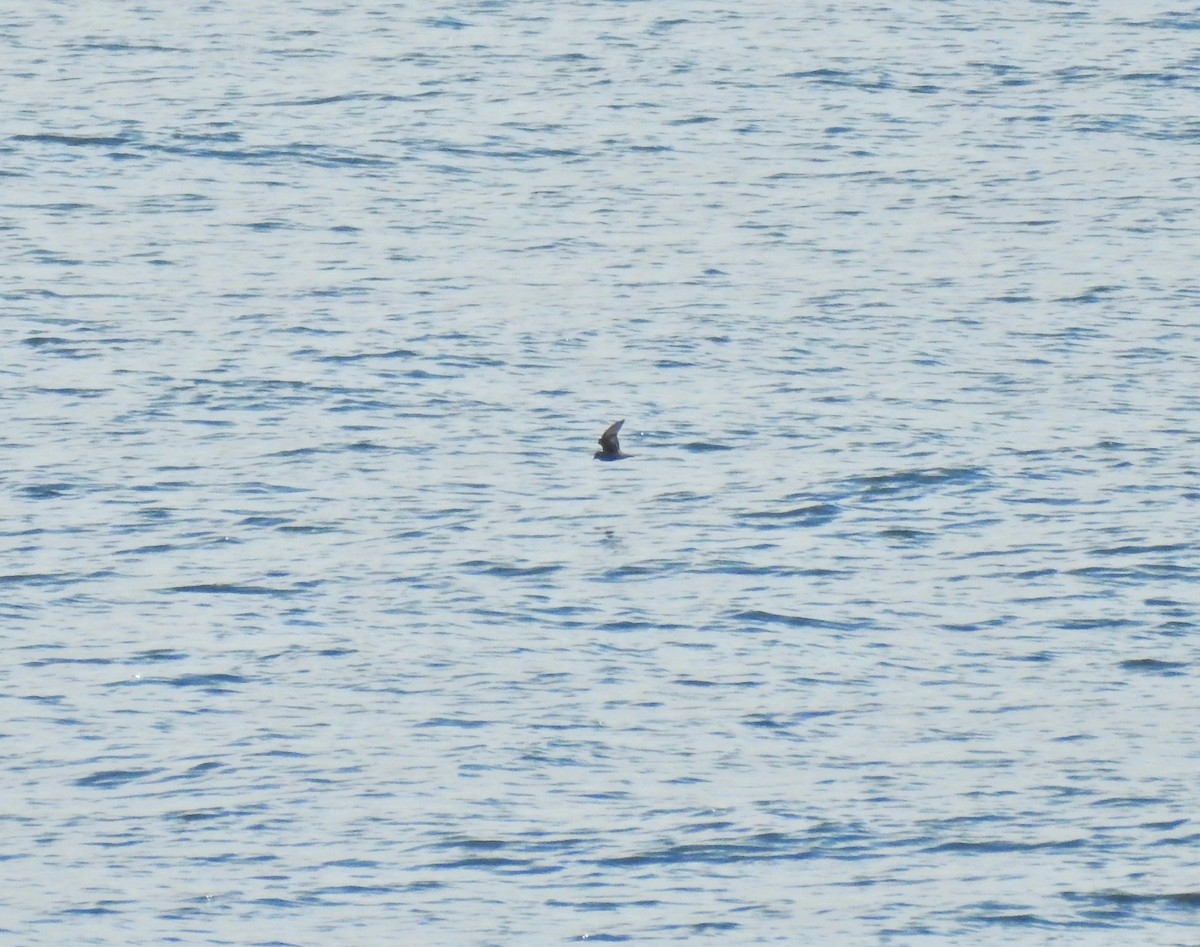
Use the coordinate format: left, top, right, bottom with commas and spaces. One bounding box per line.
594, 419, 630, 461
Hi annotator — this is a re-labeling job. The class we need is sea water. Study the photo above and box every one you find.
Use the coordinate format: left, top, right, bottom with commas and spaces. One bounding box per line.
4, 2, 1200, 944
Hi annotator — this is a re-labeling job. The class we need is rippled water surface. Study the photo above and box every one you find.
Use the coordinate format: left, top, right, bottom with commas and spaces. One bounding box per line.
5, 2, 1200, 944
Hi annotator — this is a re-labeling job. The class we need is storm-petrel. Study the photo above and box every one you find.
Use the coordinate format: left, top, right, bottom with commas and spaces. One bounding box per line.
594, 419, 630, 461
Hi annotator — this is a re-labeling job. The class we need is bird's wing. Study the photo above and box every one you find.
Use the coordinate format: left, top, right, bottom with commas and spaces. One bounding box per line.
598, 419, 624, 453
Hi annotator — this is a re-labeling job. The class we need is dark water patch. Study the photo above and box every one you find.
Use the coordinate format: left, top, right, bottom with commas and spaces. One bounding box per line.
600, 619, 666, 633
273, 446, 323, 458
132, 479, 196, 491
682, 921, 740, 934
19, 483, 79, 499
1007, 650, 1056, 663
1073, 563, 1197, 582
675, 678, 760, 689
1141, 818, 1188, 832
732, 610, 856, 631
243, 219, 291, 232
426, 855, 539, 871
681, 440, 732, 452
166, 807, 235, 823
239, 515, 290, 528
1119, 658, 1187, 674
419, 717, 490, 729
147, 140, 392, 169
426, 15, 471, 29
164, 583, 301, 596
235, 481, 308, 496
1091, 795, 1167, 808
312, 884, 397, 898
21, 694, 67, 705
26, 655, 113, 668
667, 115, 717, 126
57, 904, 124, 916
190, 852, 277, 868
255, 748, 306, 760
75, 768, 160, 788
1064, 889, 1200, 912
14, 132, 134, 147
925, 837, 1085, 855
696, 562, 837, 578
321, 858, 381, 870
434, 355, 504, 369
847, 466, 987, 499
879, 526, 935, 544
396, 367, 458, 381
278, 524, 339, 535
116, 672, 247, 693
736, 503, 840, 527
1055, 286, 1122, 304
1154, 830, 1200, 847
597, 832, 814, 867
600, 564, 672, 580
31, 386, 109, 399
118, 543, 177, 556
549, 897, 662, 911
433, 837, 513, 855
1093, 542, 1191, 556
531, 605, 592, 620
278, 92, 397, 107
76, 41, 184, 53
177, 761, 223, 779
0, 573, 77, 587
1066, 566, 1136, 581
967, 906, 1050, 928
1054, 617, 1138, 631
169, 672, 247, 689
655, 491, 707, 505
461, 560, 563, 579
1139, 11, 1200, 30
243, 897, 302, 910
784, 68, 860, 87
25, 203, 92, 214
320, 348, 419, 363
744, 711, 837, 730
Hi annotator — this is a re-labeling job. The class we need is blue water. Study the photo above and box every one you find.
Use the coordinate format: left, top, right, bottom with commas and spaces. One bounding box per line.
5, 2, 1200, 944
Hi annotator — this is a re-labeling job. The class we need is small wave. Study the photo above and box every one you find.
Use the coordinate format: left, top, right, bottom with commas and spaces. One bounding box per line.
164, 583, 301, 596
20, 483, 78, 499
74, 768, 158, 788
0, 572, 76, 587
848, 466, 988, 498
115, 673, 248, 693
681, 441, 733, 452
731, 610, 855, 631
737, 503, 840, 527
14, 132, 133, 147
1064, 888, 1200, 910
1119, 658, 1187, 674
461, 561, 562, 578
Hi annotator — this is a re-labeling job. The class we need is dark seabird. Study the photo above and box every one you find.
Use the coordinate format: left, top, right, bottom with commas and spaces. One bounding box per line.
594, 419, 630, 461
